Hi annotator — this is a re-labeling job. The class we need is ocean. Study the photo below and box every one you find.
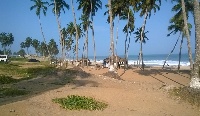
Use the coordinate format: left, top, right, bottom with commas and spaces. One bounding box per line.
88, 53, 194, 67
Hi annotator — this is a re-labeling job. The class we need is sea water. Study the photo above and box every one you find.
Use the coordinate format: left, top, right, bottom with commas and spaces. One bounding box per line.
88, 54, 194, 67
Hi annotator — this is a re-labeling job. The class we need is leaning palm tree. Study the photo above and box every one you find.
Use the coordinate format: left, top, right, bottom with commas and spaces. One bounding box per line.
50, 0, 69, 61
77, 0, 102, 68
134, 27, 149, 70
164, 5, 192, 70
30, 0, 50, 55
190, 0, 200, 89
170, 0, 194, 70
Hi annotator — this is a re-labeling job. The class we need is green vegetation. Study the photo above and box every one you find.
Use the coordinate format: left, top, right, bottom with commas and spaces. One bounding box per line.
0, 62, 57, 80
0, 75, 18, 84
0, 88, 29, 97
0, 60, 58, 97
52, 95, 108, 111
9, 57, 27, 62
169, 87, 200, 107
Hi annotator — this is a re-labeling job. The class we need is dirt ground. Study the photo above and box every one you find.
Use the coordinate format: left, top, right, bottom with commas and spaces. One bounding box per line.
0, 66, 200, 116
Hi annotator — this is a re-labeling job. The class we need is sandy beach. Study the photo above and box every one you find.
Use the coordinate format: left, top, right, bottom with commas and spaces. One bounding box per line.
0, 65, 200, 116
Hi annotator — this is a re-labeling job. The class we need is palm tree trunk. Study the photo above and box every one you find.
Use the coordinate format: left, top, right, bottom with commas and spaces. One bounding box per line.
125, 8, 130, 69
140, 8, 148, 70
71, 0, 79, 61
162, 32, 181, 69
140, 41, 144, 70
54, 0, 64, 62
178, 35, 184, 71
90, 0, 97, 68
38, 15, 50, 56
115, 14, 119, 69
108, 0, 114, 72
181, 0, 193, 70
86, 26, 89, 67
190, 0, 200, 89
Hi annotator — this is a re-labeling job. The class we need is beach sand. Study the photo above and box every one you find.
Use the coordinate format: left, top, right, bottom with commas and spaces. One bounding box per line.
0, 65, 200, 116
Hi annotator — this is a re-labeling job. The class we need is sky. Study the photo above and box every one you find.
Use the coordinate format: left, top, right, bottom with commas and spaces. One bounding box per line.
0, 0, 196, 57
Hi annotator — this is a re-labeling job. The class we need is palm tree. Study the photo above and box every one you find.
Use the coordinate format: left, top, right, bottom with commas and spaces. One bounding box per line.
190, 0, 200, 89
20, 42, 26, 50
77, 0, 102, 67
71, 0, 79, 61
50, 0, 69, 60
108, 0, 114, 71
80, 14, 91, 67
0, 32, 14, 55
122, 8, 135, 68
24, 37, 32, 55
136, 0, 161, 70
39, 41, 48, 56
134, 27, 149, 70
32, 39, 40, 56
105, 0, 135, 69
48, 39, 59, 56
30, 0, 50, 55
180, 0, 194, 70
164, 4, 192, 70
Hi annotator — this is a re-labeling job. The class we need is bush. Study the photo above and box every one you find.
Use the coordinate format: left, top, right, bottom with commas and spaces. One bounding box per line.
52, 95, 108, 111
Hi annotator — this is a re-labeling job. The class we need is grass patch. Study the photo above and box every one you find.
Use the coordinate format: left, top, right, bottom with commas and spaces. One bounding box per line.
52, 95, 108, 111
0, 75, 18, 84
169, 87, 200, 107
9, 57, 27, 62
0, 87, 29, 97
0, 62, 58, 81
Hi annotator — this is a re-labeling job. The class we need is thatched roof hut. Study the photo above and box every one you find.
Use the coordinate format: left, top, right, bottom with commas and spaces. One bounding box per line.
104, 56, 127, 64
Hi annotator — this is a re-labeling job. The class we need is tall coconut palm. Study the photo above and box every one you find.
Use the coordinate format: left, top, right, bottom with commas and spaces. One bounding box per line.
80, 14, 91, 67
50, 0, 69, 61
122, 8, 134, 68
71, 0, 79, 61
190, 0, 200, 89
136, 0, 161, 70
134, 27, 149, 70
107, 0, 115, 71
30, 0, 50, 55
105, 0, 135, 69
181, 0, 193, 70
77, 0, 102, 67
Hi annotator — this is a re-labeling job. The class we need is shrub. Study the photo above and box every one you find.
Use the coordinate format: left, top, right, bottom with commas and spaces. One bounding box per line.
52, 95, 108, 111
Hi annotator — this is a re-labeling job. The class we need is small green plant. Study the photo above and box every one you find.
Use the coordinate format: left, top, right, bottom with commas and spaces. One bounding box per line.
52, 95, 108, 111
0, 75, 18, 84
0, 88, 29, 97
169, 87, 200, 107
